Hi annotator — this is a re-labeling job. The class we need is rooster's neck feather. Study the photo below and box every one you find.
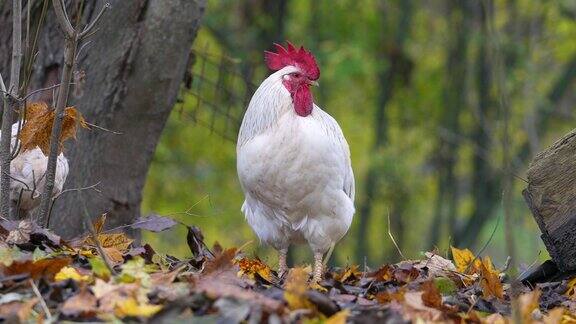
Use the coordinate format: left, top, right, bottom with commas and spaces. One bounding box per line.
237, 67, 299, 147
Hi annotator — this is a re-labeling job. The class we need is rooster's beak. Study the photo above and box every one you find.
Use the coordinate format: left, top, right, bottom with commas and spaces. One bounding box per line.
308, 80, 319, 87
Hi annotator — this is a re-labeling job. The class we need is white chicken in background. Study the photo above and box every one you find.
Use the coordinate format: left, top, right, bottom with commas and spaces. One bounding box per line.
237, 42, 355, 282
1, 122, 69, 218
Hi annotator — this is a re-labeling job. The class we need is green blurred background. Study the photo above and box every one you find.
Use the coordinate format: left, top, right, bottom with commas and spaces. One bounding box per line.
141, 0, 576, 270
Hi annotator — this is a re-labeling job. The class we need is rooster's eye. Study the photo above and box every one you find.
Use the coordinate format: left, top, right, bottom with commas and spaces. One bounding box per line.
292, 72, 301, 78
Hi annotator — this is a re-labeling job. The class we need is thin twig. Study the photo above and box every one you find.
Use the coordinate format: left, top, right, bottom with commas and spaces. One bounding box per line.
29, 278, 52, 320
387, 208, 406, 260
80, 2, 110, 39
54, 182, 102, 199
47, 182, 101, 228
85, 121, 123, 135
23, 83, 74, 100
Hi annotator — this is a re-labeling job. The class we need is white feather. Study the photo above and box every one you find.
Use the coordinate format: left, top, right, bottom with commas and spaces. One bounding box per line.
0, 123, 69, 212
237, 66, 355, 254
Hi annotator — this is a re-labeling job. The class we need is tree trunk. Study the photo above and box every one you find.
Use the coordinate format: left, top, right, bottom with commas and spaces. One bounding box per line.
0, 0, 206, 238
524, 129, 576, 271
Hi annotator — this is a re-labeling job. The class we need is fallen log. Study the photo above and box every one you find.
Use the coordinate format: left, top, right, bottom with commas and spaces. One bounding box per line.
523, 129, 576, 272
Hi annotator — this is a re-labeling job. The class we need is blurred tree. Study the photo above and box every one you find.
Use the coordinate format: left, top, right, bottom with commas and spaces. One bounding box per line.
355, 0, 414, 263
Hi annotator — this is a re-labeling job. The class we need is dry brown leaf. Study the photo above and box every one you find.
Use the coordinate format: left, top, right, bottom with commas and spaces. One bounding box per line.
93, 214, 107, 234
203, 247, 237, 274
543, 307, 566, 324
369, 265, 394, 282
519, 289, 541, 323
19, 102, 89, 155
235, 257, 274, 283
375, 288, 405, 304
421, 281, 442, 309
2, 257, 71, 280
402, 291, 444, 321
334, 264, 362, 283
479, 259, 504, 300
0, 298, 38, 322
195, 264, 283, 312
325, 309, 350, 324
61, 289, 98, 318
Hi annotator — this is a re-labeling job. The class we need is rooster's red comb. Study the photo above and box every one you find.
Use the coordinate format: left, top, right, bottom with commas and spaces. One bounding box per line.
264, 42, 320, 80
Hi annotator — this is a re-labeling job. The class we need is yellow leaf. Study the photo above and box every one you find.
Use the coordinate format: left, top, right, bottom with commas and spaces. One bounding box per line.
519, 289, 540, 323
284, 267, 314, 311
93, 214, 107, 234
235, 257, 274, 282
565, 277, 576, 299
326, 309, 350, 324
451, 246, 481, 274
479, 257, 503, 300
334, 264, 361, 283
54, 266, 91, 282
114, 298, 162, 318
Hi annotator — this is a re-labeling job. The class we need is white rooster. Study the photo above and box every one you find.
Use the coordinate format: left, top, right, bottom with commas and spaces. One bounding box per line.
1, 122, 69, 218
237, 42, 355, 282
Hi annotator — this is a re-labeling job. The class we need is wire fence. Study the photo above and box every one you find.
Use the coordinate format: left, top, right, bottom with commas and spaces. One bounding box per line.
177, 44, 259, 142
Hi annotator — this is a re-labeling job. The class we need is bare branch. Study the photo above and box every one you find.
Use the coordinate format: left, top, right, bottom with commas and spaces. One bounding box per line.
9, 0, 23, 94
0, 72, 6, 93
37, 10, 79, 225
23, 82, 76, 101
1, 0, 23, 220
52, 0, 75, 38
80, 2, 111, 39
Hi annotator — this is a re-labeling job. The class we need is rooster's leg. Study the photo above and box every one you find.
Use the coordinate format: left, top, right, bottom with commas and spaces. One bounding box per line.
278, 248, 288, 278
312, 252, 323, 283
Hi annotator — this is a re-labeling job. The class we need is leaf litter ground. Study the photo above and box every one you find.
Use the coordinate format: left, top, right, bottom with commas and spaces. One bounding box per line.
1, 215, 576, 323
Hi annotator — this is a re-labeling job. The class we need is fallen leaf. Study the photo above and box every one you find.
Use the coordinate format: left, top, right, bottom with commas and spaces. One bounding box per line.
421, 281, 442, 308
187, 225, 210, 259
235, 257, 274, 283
2, 257, 71, 280
61, 289, 97, 317
0, 298, 37, 322
114, 297, 162, 318
325, 309, 349, 324
203, 247, 237, 274
375, 288, 405, 303
130, 214, 178, 232
519, 289, 541, 323
369, 265, 394, 282
479, 259, 504, 300
451, 246, 481, 274
5, 220, 32, 244
89, 257, 112, 280
334, 264, 362, 283
284, 267, 314, 311
55, 266, 91, 282
565, 277, 576, 300
93, 214, 107, 234
543, 307, 566, 324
